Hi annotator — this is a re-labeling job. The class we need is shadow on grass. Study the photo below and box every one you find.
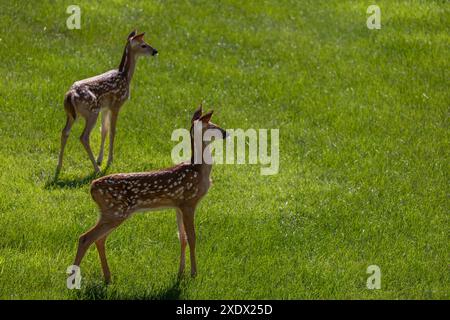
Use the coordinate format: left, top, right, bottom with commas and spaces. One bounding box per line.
44, 167, 110, 190
75, 278, 182, 300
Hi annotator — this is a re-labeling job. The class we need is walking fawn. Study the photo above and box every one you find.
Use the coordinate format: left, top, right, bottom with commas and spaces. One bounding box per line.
57, 30, 158, 174
72, 105, 228, 283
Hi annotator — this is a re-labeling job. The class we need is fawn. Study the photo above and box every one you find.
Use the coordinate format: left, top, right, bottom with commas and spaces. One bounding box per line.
72, 105, 228, 283
57, 30, 158, 174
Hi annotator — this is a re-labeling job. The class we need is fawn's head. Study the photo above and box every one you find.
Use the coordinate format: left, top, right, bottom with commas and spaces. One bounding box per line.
190, 104, 228, 144
127, 30, 158, 57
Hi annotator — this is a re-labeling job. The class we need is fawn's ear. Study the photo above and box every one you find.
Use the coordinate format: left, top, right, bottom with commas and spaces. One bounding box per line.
128, 30, 137, 40
192, 104, 203, 122
200, 110, 214, 123
131, 32, 145, 42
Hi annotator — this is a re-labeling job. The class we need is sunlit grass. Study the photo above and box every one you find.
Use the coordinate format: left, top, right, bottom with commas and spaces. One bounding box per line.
0, 0, 448, 299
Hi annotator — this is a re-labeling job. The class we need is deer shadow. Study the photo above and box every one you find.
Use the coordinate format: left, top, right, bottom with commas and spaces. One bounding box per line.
45, 167, 110, 190
74, 278, 182, 300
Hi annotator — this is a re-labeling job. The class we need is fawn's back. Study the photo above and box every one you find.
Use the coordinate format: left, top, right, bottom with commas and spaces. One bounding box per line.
90, 163, 208, 219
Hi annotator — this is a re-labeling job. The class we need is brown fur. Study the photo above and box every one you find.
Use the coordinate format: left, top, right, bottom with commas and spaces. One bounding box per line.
72, 105, 227, 282
57, 30, 157, 174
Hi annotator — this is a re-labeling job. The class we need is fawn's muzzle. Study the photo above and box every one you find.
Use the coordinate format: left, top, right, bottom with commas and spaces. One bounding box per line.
152, 49, 158, 56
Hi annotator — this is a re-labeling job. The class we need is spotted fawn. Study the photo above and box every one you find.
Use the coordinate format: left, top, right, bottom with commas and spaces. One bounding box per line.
57, 30, 158, 174
72, 105, 228, 282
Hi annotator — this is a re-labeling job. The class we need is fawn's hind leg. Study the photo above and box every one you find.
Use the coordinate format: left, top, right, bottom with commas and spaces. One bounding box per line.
80, 113, 100, 173
95, 233, 112, 284
73, 218, 121, 269
57, 115, 75, 173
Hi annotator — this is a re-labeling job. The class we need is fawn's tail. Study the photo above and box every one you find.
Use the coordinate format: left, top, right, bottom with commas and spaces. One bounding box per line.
64, 91, 77, 120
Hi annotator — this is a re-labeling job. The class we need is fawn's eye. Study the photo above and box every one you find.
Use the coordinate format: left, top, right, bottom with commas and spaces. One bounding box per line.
141, 44, 147, 48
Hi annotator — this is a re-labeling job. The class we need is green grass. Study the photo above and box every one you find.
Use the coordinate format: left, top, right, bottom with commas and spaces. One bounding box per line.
0, 0, 448, 299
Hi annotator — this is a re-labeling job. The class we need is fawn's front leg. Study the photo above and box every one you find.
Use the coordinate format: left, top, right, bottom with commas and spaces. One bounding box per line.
176, 209, 187, 276
97, 110, 110, 166
80, 114, 101, 173
180, 206, 197, 277
107, 109, 119, 167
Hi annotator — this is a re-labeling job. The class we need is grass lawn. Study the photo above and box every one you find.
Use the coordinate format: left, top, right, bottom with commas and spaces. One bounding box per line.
0, 0, 448, 299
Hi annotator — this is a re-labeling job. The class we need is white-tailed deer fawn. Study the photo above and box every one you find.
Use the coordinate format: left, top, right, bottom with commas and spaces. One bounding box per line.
72, 105, 228, 283
57, 30, 158, 174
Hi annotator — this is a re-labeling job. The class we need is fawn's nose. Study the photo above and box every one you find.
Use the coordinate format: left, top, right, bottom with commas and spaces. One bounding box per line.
152, 49, 158, 56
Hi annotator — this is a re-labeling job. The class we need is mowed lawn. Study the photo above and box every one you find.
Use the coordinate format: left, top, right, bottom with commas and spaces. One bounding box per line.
0, 0, 448, 299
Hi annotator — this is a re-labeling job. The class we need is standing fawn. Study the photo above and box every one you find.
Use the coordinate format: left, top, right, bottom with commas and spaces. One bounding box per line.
72, 105, 228, 283
57, 30, 158, 174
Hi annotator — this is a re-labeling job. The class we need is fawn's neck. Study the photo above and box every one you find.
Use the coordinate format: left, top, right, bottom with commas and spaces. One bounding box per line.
119, 43, 137, 83
190, 138, 213, 177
